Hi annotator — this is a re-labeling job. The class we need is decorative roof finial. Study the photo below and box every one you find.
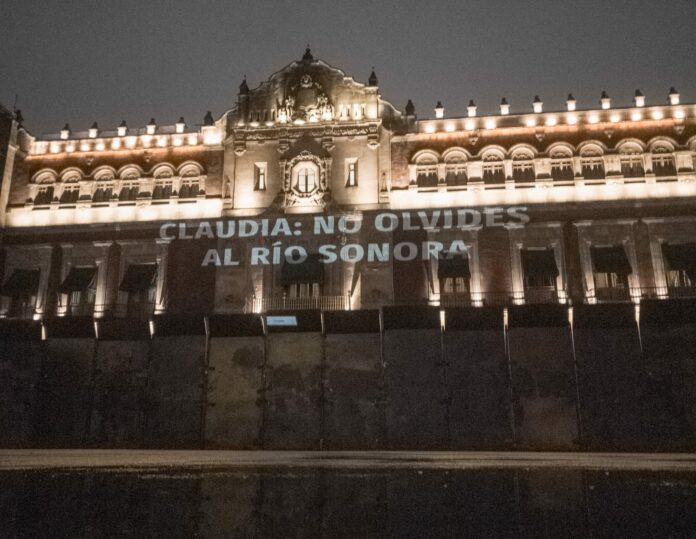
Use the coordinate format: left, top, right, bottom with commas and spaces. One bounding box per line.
500, 98, 510, 115
434, 101, 444, 118
146, 118, 157, 135
634, 89, 645, 107
368, 67, 378, 87
302, 46, 314, 62
669, 87, 680, 105
239, 75, 249, 95
533, 96, 543, 113
566, 94, 576, 111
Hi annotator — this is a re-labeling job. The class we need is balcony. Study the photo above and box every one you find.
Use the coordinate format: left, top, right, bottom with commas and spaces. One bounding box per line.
93, 301, 156, 319
586, 287, 643, 303
245, 295, 350, 313
62, 301, 96, 317
518, 286, 560, 304
641, 286, 696, 300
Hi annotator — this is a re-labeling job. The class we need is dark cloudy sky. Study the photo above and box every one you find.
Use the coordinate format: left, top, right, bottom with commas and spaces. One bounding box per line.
2, 0, 695, 135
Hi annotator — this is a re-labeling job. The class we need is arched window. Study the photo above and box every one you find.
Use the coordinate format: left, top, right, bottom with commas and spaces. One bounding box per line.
512, 153, 536, 183
32, 171, 57, 205
294, 166, 317, 194
34, 185, 54, 205
550, 149, 574, 182
618, 144, 645, 178
93, 170, 115, 203
415, 155, 438, 188
652, 147, 676, 178
580, 147, 605, 180
481, 153, 505, 184
444, 152, 467, 186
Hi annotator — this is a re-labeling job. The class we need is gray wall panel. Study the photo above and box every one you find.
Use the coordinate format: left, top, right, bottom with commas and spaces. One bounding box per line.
324, 333, 382, 449
263, 332, 322, 449
205, 336, 264, 448
445, 328, 512, 448
508, 327, 578, 449
383, 328, 448, 448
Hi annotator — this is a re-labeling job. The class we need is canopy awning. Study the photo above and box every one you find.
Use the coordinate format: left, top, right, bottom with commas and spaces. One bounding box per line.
521, 249, 559, 277
662, 242, 696, 272
591, 246, 632, 273
59, 266, 96, 293
0, 269, 40, 297
281, 254, 324, 286
438, 255, 471, 280
119, 264, 157, 292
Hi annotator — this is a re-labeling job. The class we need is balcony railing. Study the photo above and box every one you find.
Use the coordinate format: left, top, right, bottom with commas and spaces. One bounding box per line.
245, 295, 351, 313
591, 287, 633, 303
518, 287, 560, 305
93, 301, 156, 319
0, 303, 36, 320
641, 286, 696, 300
61, 301, 96, 317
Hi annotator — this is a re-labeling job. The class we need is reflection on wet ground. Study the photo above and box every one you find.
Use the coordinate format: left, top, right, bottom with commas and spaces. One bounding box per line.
2, 467, 696, 538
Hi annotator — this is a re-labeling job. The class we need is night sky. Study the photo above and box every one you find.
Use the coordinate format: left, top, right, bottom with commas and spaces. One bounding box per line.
2, 0, 695, 135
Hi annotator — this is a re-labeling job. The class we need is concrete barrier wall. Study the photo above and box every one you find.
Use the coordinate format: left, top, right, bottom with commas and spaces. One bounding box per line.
2, 303, 696, 450
445, 307, 512, 448
573, 304, 644, 450
263, 311, 323, 449
35, 338, 95, 446
639, 299, 696, 450
323, 310, 383, 449
148, 316, 207, 447
508, 305, 579, 450
0, 322, 44, 447
88, 319, 150, 447
34, 318, 97, 446
205, 314, 265, 448
383, 306, 448, 449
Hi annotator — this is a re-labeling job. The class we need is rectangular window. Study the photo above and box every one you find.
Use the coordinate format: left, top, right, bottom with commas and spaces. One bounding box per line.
551, 160, 574, 181
653, 154, 676, 178
254, 163, 267, 191
512, 161, 535, 183
482, 162, 505, 184
591, 245, 631, 301
153, 180, 173, 200
59, 185, 80, 204
442, 277, 468, 294
34, 186, 54, 205
620, 156, 645, 178
417, 165, 439, 187
346, 161, 357, 187
581, 158, 605, 180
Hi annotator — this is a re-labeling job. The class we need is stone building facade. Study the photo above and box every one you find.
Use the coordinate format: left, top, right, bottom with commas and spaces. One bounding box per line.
2, 50, 696, 451
0, 50, 696, 318
1, 49, 695, 320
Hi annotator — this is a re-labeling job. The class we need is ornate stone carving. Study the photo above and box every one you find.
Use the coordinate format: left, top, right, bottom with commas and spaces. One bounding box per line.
280, 149, 332, 210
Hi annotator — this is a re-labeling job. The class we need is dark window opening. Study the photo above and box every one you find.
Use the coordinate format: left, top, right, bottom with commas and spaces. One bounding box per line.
591, 246, 632, 301
521, 249, 559, 303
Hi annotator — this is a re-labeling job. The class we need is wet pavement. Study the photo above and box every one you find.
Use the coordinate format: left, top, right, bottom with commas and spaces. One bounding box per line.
1, 451, 696, 537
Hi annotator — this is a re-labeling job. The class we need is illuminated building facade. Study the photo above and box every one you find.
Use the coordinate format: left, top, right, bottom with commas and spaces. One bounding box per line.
1, 48, 695, 320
